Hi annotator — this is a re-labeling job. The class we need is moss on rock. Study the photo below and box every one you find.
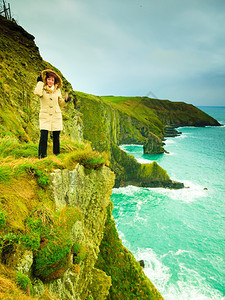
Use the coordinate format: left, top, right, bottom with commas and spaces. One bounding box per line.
88, 268, 111, 300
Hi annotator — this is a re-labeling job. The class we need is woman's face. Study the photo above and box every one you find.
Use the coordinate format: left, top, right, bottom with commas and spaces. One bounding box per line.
47, 76, 55, 87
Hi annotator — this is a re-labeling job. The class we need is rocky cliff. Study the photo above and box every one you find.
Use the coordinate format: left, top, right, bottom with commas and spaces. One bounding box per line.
0, 158, 163, 299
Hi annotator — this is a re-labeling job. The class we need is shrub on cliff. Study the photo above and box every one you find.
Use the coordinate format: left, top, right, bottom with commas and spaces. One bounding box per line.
0, 205, 83, 282
27, 206, 82, 281
15, 271, 33, 295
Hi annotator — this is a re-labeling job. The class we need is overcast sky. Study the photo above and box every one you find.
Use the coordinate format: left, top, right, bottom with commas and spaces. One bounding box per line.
8, 0, 225, 105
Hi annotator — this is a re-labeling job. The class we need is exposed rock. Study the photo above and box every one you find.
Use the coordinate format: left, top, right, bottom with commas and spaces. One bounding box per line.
15, 250, 33, 276
31, 164, 115, 299
143, 132, 164, 154
164, 126, 182, 138
88, 268, 111, 300
139, 260, 145, 268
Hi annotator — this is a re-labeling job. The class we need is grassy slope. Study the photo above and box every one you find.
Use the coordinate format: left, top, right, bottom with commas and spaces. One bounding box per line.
102, 96, 165, 136
103, 96, 221, 127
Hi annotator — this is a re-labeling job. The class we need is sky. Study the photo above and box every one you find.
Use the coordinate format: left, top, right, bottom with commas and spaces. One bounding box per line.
6, 0, 225, 105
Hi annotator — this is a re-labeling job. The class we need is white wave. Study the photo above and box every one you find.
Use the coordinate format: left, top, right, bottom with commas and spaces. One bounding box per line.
165, 280, 225, 300
147, 180, 208, 203
175, 249, 191, 256
133, 247, 225, 300
133, 247, 171, 290
164, 140, 176, 145
166, 263, 225, 300
177, 126, 198, 129
133, 214, 147, 224
137, 158, 153, 163
112, 185, 141, 196
117, 230, 131, 249
165, 151, 175, 156
133, 199, 148, 224
175, 132, 190, 139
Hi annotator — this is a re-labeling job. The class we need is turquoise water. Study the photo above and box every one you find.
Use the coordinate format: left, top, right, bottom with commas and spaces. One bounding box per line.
112, 107, 225, 299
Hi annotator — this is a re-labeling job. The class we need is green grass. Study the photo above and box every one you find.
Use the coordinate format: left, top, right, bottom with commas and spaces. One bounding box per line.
29, 206, 82, 281
0, 209, 6, 230
0, 136, 108, 187
15, 272, 33, 295
0, 166, 14, 183
102, 96, 164, 136
0, 136, 37, 158
72, 243, 87, 264
102, 96, 130, 104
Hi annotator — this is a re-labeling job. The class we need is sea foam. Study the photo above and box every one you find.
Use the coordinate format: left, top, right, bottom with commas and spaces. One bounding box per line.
147, 180, 208, 203
133, 247, 225, 300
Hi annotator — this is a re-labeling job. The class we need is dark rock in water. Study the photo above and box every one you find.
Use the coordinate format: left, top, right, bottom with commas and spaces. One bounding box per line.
125, 180, 185, 189
139, 260, 145, 268
204, 188, 208, 190
164, 126, 182, 138
162, 180, 184, 189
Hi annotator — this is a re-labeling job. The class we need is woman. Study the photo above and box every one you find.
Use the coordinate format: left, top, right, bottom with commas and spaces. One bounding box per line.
34, 69, 69, 158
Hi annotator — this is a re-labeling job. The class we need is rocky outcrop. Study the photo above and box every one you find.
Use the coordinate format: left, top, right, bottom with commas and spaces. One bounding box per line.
0, 163, 164, 299
110, 143, 184, 189
1, 164, 114, 299
36, 164, 115, 299
143, 132, 164, 154
164, 126, 182, 138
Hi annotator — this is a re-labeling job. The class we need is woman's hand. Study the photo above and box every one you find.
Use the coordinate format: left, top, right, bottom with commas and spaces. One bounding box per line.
37, 75, 43, 82
65, 93, 71, 103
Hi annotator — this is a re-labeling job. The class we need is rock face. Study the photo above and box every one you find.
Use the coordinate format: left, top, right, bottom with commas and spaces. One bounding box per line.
36, 164, 115, 299
1, 164, 163, 299
140, 98, 221, 127
76, 94, 184, 188
164, 126, 182, 138
143, 132, 164, 154
3, 164, 114, 299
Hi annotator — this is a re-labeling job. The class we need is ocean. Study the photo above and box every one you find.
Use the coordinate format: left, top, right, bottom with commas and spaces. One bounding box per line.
111, 106, 225, 300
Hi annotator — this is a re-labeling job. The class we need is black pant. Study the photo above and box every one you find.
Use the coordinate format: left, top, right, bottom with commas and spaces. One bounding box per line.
38, 130, 60, 158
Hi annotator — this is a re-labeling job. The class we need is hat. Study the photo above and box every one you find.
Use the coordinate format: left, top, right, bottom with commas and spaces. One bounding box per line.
41, 69, 63, 88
